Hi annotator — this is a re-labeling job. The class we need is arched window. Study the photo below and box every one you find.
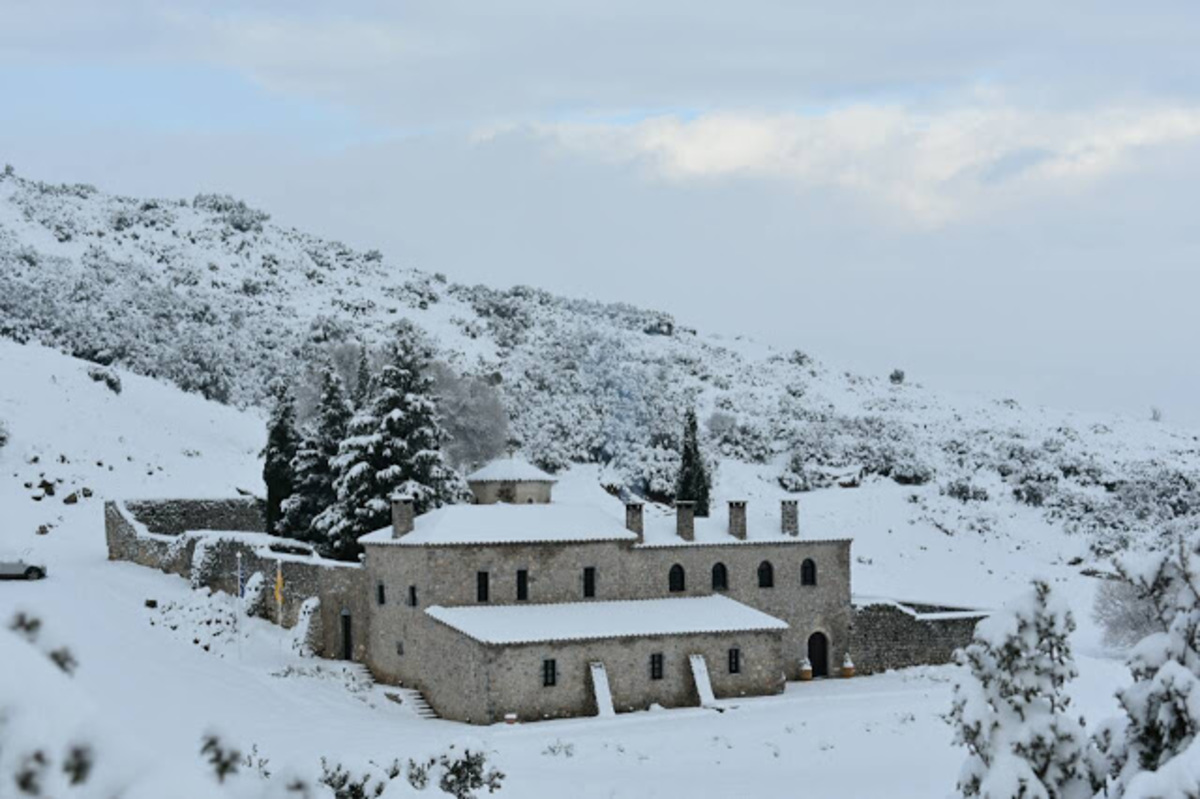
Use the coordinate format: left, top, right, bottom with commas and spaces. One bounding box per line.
669, 564, 686, 593
801, 558, 817, 586
757, 560, 774, 588
711, 562, 729, 591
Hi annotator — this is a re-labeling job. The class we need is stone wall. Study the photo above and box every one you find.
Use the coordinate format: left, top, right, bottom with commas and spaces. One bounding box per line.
363, 537, 852, 685
105, 500, 368, 661
468, 481, 553, 505
123, 498, 265, 535
851, 601, 986, 674
418, 624, 785, 724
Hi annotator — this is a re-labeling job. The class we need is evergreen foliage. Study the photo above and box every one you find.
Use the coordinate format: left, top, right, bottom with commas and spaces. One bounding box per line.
675, 408, 711, 516
279, 364, 352, 544
260, 379, 298, 535
316, 322, 465, 559
354, 343, 372, 408
1096, 526, 1200, 796
947, 579, 1098, 798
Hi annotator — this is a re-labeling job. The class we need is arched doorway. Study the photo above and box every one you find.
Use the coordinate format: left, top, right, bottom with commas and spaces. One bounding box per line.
807, 632, 829, 678
340, 610, 353, 661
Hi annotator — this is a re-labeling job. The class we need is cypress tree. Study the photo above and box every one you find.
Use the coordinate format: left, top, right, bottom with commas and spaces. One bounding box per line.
675, 408, 711, 516
261, 379, 299, 534
354, 343, 372, 407
317, 323, 464, 559
279, 364, 352, 543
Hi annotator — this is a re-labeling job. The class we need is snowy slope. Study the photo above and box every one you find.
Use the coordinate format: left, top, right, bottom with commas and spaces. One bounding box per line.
3, 167, 1199, 559
0, 339, 1135, 797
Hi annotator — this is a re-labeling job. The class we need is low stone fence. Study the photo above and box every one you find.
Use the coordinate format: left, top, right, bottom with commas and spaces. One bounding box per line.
851, 597, 988, 674
105, 500, 369, 662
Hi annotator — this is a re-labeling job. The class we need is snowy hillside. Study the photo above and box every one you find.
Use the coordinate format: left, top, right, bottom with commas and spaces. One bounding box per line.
2, 165, 1199, 561
0, 339, 1130, 797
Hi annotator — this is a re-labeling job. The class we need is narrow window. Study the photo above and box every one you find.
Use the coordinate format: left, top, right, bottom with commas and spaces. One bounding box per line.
396, 641, 404, 656
408, 585, 418, 607
758, 560, 774, 588
650, 653, 664, 680
669, 564, 686, 593
712, 562, 728, 591
376, 583, 386, 605
477, 571, 490, 602
801, 558, 817, 587
728, 648, 741, 674
516, 569, 529, 601
583, 566, 596, 598
542, 658, 557, 687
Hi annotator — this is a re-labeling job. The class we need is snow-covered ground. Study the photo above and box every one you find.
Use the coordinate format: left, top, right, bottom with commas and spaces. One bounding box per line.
0, 339, 1136, 797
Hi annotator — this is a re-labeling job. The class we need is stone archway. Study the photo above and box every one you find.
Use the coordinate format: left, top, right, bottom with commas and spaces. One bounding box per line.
807, 631, 829, 678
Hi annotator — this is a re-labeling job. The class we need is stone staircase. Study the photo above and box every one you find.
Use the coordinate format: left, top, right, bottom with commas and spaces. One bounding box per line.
384, 686, 440, 720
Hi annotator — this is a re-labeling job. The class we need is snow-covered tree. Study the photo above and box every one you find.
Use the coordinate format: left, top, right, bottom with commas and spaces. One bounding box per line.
675, 408, 711, 516
316, 323, 465, 559
429, 360, 509, 471
354, 342, 372, 408
947, 579, 1098, 798
1096, 527, 1200, 797
279, 365, 352, 544
261, 379, 299, 535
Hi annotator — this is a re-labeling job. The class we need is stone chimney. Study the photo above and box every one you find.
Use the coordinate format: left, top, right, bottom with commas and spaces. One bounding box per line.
675, 500, 695, 542
391, 495, 414, 539
625, 501, 644, 543
728, 501, 747, 540
781, 499, 799, 537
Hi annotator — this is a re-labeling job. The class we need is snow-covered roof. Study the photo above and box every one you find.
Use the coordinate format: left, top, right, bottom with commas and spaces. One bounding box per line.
358, 503, 638, 546
635, 508, 843, 548
466, 456, 556, 483
425, 595, 789, 645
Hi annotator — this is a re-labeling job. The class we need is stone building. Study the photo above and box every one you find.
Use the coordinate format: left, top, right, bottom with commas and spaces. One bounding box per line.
104, 456, 987, 725
358, 457, 856, 723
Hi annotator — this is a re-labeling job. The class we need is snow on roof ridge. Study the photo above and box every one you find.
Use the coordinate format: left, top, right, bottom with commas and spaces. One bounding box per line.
425, 595, 788, 645
466, 456, 556, 483
358, 502, 637, 546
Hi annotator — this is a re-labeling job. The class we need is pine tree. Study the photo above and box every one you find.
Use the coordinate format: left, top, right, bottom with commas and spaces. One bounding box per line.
947, 579, 1098, 798
354, 342, 372, 407
675, 408, 711, 516
261, 379, 299, 535
279, 364, 352, 542
1097, 527, 1200, 796
317, 323, 465, 559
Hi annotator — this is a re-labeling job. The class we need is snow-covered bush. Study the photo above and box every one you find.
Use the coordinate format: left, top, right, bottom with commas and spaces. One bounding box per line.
1095, 527, 1200, 796
243, 572, 267, 618
193, 193, 270, 233
0, 418, 9, 450
947, 579, 1099, 798
430, 361, 509, 471
1093, 577, 1164, 651
890, 368, 906, 385
86, 365, 122, 394
944, 479, 989, 504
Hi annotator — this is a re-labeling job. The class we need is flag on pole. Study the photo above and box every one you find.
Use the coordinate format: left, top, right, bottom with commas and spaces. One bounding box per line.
274, 561, 284, 605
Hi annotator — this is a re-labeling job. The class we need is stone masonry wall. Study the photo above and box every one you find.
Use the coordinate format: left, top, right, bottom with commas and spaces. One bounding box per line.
123, 498, 265, 535
851, 602, 985, 674
421, 626, 784, 725
468, 481, 553, 505
105, 500, 368, 661
363, 537, 852, 686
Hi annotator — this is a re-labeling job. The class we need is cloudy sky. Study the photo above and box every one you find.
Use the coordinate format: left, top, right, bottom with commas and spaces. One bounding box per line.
3, 1, 1199, 424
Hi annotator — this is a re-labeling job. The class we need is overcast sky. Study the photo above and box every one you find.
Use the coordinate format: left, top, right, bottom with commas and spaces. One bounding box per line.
3, 1, 1199, 425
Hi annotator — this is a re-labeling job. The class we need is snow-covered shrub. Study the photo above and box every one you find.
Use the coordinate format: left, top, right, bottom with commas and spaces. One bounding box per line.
890, 368, 906, 385
1095, 527, 1200, 795
1093, 577, 1164, 651
947, 579, 1099, 798
243, 572, 267, 618
944, 479, 989, 504
86, 365, 122, 394
290, 598, 321, 657
193, 193, 270, 233
0, 418, 8, 450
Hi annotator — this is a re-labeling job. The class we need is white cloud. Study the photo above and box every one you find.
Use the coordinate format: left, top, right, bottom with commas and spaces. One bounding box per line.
529, 103, 1200, 225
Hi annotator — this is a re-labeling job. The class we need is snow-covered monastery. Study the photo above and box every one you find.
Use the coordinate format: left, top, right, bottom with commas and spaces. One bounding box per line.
105, 457, 986, 724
